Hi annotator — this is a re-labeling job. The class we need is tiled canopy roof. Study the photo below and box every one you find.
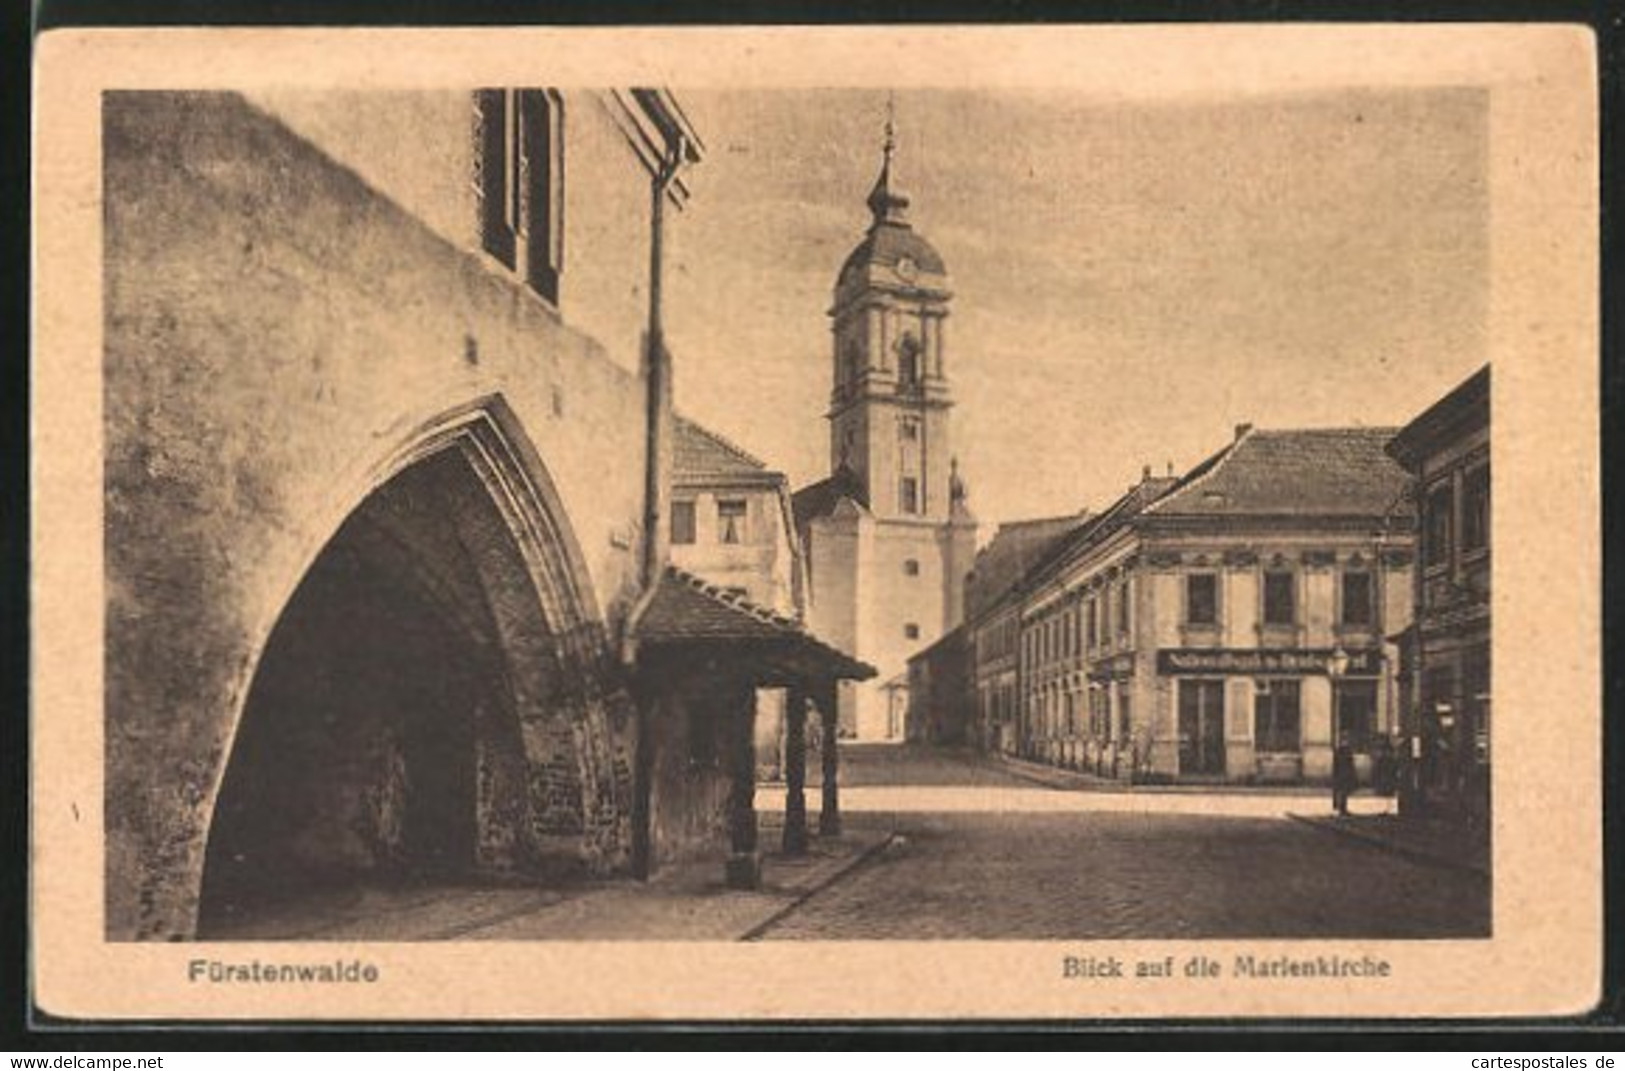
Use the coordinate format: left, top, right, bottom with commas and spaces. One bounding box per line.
1147, 427, 1411, 519
672, 415, 778, 484
634, 566, 874, 681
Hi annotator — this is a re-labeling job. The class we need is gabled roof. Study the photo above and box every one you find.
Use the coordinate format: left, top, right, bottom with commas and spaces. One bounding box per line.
672, 415, 781, 486
1023, 475, 1180, 592
1387, 365, 1490, 471
1147, 427, 1409, 519
965, 513, 1089, 622
792, 464, 869, 528
634, 566, 874, 681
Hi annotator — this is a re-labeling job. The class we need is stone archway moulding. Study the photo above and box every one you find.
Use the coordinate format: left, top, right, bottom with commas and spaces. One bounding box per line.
195, 393, 608, 923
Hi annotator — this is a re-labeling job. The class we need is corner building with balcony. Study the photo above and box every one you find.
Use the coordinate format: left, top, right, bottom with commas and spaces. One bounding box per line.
1016, 427, 1416, 784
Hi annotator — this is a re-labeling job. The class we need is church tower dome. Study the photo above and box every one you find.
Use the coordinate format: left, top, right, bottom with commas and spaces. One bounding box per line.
835, 113, 949, 304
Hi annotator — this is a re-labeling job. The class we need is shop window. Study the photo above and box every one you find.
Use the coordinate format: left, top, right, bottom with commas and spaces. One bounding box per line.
1262, 570, 1296, 626
717, 499, 747, 544
1253, 679, 1302, 754
1334, 679, 1378, 751
474, 88, 563, 303
1462, 463, 1490, 554
1186, 573, 1218, 626
670, 500, 696, 545
1341, 571, 1373, 628
1424, 482, 1453, 567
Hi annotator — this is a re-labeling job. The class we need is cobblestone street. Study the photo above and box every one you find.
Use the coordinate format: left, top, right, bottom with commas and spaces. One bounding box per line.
754, 744, 1490, 940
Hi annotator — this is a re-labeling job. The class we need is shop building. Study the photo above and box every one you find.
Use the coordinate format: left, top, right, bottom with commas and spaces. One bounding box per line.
1015, 427, 1416, 784
962, 515, 1088, 754
1385, 365, 1490, 823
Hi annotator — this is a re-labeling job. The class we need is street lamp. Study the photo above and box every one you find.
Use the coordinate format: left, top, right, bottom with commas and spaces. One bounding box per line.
1327, 645, 1351, 679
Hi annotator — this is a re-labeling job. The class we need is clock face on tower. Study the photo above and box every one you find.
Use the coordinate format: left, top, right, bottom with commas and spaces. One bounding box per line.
894, 255, 918, 282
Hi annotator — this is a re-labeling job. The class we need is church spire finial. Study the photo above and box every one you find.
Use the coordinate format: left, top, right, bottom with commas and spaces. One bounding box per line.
867, 91, 910, 226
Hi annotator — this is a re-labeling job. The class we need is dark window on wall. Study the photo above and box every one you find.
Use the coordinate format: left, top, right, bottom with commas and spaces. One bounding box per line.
1086, 599, 1098, 647
900, 476, 919, 515
904, 623, 921, 641
903, 558, 920, 576
1335, 680, 1378, 751
1341, 571, 1374, 627
1462, 463, 1490, 554
1425, 483, 1453, 567
1263, 571, 1296, 626
717, 500, 747, 544
1186, 574, 1218, 626
474, 88, 564, 304
1254, 679, 1302, 753
670, 500, 696, 545
1117, 580, 1131, 636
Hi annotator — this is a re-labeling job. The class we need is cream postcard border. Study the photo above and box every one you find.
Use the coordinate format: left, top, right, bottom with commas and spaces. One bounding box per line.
31, 24, 1600, 1021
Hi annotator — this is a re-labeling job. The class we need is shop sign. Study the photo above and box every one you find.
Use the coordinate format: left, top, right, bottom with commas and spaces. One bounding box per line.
1156, 647, 1382, 676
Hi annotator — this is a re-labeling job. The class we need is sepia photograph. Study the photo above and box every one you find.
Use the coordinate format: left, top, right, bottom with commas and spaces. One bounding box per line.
31, 25, 1597, 1019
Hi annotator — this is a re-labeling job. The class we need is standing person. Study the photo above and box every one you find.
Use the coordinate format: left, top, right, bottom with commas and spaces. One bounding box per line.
1332, 733, 1357, 816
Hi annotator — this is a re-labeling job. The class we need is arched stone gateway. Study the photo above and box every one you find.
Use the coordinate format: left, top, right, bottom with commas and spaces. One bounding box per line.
193, 403, 636, 938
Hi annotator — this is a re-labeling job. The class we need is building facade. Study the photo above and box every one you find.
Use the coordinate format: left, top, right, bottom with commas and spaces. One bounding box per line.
793, 127, 978, 741
1013, 429, 1416, 784
962, 515, 1088, 754
1386, 366, 1491, 825
905, 625, 972, 746
102, 88, 869, 940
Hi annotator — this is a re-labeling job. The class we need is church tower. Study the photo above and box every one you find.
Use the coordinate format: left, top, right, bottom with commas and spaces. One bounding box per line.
827, 116, 957, 523
794, 105, 978, 741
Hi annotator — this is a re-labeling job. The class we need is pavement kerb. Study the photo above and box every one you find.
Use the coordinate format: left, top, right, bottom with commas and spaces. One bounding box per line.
1285, 812, 1490, 879
988, 753, 1330, 797
737, 830, 897, 942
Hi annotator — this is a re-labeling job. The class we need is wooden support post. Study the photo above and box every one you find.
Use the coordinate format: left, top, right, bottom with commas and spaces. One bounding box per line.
782, 686, 809, 856
819, 682, 842, 838
725, 682, 761, 889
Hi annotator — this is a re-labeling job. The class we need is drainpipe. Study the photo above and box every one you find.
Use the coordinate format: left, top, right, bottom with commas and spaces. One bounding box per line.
629, 127, 688, 882
641, 133, 687, 593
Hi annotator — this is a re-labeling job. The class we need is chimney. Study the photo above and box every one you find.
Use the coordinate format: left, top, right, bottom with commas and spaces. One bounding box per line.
1141, 464, 1152, 482
1166, 461, 1174, 477
1234, 422, 1253, 441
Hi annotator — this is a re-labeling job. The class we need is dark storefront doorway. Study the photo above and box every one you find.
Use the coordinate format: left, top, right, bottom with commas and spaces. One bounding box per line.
1178, 679, 1226, 776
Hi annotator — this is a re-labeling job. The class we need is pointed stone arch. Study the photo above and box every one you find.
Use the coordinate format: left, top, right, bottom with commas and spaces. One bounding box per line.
191, 396, 634, 938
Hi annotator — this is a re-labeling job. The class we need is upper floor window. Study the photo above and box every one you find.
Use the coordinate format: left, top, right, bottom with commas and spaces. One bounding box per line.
1462, 463, 1490, 554
897, 334, 921, 388
903, 558, 920, 576
1341, 570, 1374, 628
904, 623, 921, 641
1424, 482, 1453, 567
899, 476, 920, 515
1186, 573, 1218, 626
900, 418, 920, 443
474, 89, 564, 304
1117, 580, 1131, 636
717, 499, 747, 544
670, 500, 696, 545
1262, 570, 1296, 627
1086, 598, 1098, 648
